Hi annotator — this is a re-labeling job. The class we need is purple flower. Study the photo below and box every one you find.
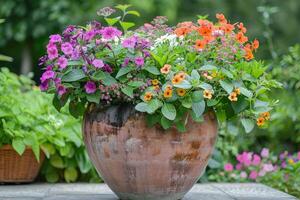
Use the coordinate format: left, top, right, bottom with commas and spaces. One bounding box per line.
122, 36, 137, 48
99, 27, 122, 40
40, 80, 49, 91
71, 47, 80, 60
235, 163, 242, 170
224, 163, 233, 172
40, 70, 55, 82
139, 38, 151, 48
252, 154, 261, 166
143, 50, 150, 58
84, 30, 95, 41
134, 57, 144, 67
63, 25, 75, 38
57, 85, 67, 96
103, 64, 112, 73
262, 164, 274, 172
47, 44, 58, 60
92, 59, 104, 68
122, 57, 130, 67
249, 171, 258, 180
49, 34, 62, 43
261, 148, 269, 158
61, 42, 73, 55
85, 81, 97, 94
57, 56, 68, 69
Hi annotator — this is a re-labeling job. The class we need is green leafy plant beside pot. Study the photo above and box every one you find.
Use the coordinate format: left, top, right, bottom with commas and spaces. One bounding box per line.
39, 5, 280, 200
0, 68, 100, 183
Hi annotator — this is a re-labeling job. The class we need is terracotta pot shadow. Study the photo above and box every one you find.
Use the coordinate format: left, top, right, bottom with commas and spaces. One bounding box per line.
83, 104, 218, 200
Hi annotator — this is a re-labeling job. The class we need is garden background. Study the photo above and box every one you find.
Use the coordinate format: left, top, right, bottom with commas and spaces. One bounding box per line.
0, 0, 300, 197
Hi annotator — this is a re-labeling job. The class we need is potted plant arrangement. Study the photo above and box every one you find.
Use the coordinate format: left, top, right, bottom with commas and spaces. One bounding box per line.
39, 5, 280, 200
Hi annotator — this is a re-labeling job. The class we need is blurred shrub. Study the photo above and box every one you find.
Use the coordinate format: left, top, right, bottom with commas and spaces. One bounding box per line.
0, 68, 101, 182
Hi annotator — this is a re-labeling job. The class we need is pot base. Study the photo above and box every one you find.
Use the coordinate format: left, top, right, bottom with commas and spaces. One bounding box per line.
116, 191, 186, 200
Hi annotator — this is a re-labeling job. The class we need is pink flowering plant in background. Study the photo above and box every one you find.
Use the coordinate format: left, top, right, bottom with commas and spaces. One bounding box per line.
39, 4, 280, 131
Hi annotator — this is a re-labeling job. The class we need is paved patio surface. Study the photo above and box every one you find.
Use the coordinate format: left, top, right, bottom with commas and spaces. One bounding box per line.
0, 183, 298, 200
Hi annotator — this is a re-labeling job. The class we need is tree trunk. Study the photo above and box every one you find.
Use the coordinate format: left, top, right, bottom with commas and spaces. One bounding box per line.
20, 42, 32, 75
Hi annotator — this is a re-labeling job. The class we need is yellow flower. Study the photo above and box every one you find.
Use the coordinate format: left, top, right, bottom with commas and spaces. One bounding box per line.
164, 88, 173, 98
288, 159, 294, 165
203, 89, 213, 99
228, 92, 238, 102
234, 88, 241, 95
151, 79, 159, 86
160, 64, 171, 74
256, 117, 265, 127
177, 88, 186, 97
260, 112, 270, 120
143, 92, 152, 102
211, 71, 218, 78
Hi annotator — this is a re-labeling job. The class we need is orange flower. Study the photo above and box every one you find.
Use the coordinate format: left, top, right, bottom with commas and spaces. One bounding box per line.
143, 92, 152, 102
164, 88, 173, 98
260, 112, 270, 120
195, 39, 207, 50
256, 117, 265, 127
244, 49, 254, 60
177, 88, 186, 97
237, 22, 247, 33
236, 31, 248, 44
154, 85, 160, 91
222, 23, 234, 34
203, 89, 213, 99
252, 39, 259, 50
216, 13, 227, 24
178, 21, 193, 28
234, 88, 241, 95
177, 72, 186, 79
228, 92, 238, 101
203, 35, 215, 43
160, 64, 171, 74
172, 75, 183, 84
166, 85, 172, 90
174, 27, 191, 37
151, 79, 159, 86
197, 25, 212, 37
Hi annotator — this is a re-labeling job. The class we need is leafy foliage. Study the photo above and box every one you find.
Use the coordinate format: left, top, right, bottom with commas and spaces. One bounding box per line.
0, 68, 100, 182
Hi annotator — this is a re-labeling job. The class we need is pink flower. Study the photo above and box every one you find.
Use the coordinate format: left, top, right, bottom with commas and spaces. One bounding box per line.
57, 85, 67, 96
262, 164, 274, 172
40, 80, 49, 91
84, 30, 96, 41
122, 36, 137, 48
99, 27, 122, 40
134, 57, 144, 67
122, 57, 130, 67
92, 59, 104, 68
261, 148, 269, 158
240, 171, 247, 178
40, 70, 55, 82
252, 154, 261, 166
235, 163, 242, 170
49, 34, 62, 43
224, 163, 233, 172
249, 171, 258, 180
47, 44, 58, 60
85, 81, 97, 94
61, 42, 73, 55
298, 152, 300, 160
57, 56, 68, 69
237, 152, 252, 166
258, 170, 266, 177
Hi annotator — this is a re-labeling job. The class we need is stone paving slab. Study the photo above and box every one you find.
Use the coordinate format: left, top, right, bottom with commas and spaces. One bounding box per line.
0, 183, 297, 200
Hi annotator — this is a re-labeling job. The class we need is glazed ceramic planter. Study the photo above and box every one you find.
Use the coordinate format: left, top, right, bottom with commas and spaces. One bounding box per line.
83, 104, 218, 200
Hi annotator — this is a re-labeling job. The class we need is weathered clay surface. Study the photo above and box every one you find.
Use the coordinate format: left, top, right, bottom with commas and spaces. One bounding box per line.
83, 104, 218, 200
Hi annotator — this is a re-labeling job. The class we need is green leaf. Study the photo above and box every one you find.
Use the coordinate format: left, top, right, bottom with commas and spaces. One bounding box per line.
199, 82, 213, 90
208, 158, 221, 168
121, 86, 134, 98
0, 54, 13, 62
161, 103, 176, 120
176, 121, 186, 132
127, 10, 140, 16
115, 4, 131, 11
64, 167, 78, 183
150, 52, 163, 66
173, 80, 192, 89
12, 139, 25, 155
69, 100, 85, 118
144, 66, 160, 75
147, 99, 163, 114
199, 64, 217, 71
221, 68, 234, 78
45, 169, 59, 183
240, 87, 253, 98
192, 90, 203, 102
127, 81, 144, 88
146, 114, 160, 127
119, 21, 135, 31
91, 70, 106, 81
86, 91, 101, 103
62, 69, 86, 82
135, 102, 148, 112
41, 143, 56, 158
192, 100, 205, 117
191, 70, 200, 80
50, 154, 64, 169
104, 17, 120, 26
161, 116, 172, 129
102, 73, 117, 86
241, 118, 255, 133
181, 96, 192, 108
67, 60, 84, 66
231, 97, 249, 114
116, 66, 134, 78
219, 80, 233, 94
52, 93, 69, 112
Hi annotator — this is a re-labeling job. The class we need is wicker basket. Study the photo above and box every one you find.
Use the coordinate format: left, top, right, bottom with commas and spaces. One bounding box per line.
0, 145, 45, 183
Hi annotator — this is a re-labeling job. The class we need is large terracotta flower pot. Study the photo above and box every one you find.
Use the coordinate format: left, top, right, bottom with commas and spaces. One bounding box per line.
83, 104, 218, 200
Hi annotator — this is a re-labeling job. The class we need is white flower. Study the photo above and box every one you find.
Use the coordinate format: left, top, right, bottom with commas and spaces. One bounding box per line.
151, 34, 182, 50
